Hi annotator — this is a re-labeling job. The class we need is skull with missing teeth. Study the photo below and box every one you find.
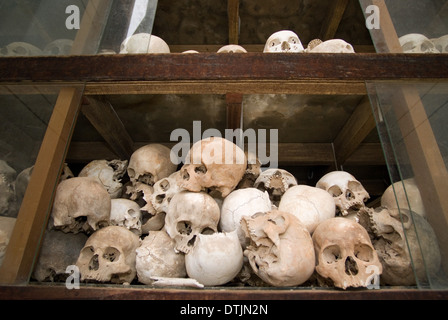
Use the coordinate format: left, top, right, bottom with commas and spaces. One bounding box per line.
180, 137, 246, 198
316, 171, 369, 216
165, 191, 220, 254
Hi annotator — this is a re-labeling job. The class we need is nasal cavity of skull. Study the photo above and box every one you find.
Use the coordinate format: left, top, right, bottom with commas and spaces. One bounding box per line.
182, 169, 190, 181
345, 256, 359, 276
89, 254, 99, 271
138, 173, 154, 185
322, 245, 341, 264
156, 194, 165, 204
103, 247, 120, 262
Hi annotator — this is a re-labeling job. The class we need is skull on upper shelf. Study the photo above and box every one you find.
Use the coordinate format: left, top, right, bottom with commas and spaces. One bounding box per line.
263, 30, 304, 53
399, 33, 439, 53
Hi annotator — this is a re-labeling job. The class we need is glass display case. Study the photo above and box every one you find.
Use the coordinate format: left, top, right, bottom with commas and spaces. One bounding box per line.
0, 0, 447, 299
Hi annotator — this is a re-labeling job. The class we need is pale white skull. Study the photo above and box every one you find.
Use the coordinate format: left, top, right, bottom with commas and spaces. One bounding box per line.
180, 137, 247, 198
0, 216, 16, 267
358, 207, 441, 286
165, 191, 220, 254
79, 159, 128, 199
431, 35, 448, 53
254, 168, 298, 207
185, 230, 243, 286
43, 39, 73, 55
316, 171, 369, 216
109, 198, 142, 236
278, 185, 336, 234
242, 210, 315, 286
220, 188, 272, 247
217, 45, 248, 53
0, 160, 17, 217
399, 33, 439, 53
308, 39, 355, 53
119, 33, 170, 53
263, 30, 304, 53
126, 144, 177, 200
136, 230, 186, 285
76, 226, 140, 283
33, 230, 87, 282
0, 42, 42, 56
149, 171, 184, 217
381, 178, 426, 218
50, 177, 111, 234
313, 217, 382, 289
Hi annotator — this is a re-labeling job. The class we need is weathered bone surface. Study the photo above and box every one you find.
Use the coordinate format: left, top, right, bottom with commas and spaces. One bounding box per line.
180, 137, 246, 198
381, 178, 426, 218
220, 188, 272, 247
242, 210, 315, 286
316, 171, 369, 216
278, 185, 335, 233
49, 177, 111, 234
79, 159, 128, 199
165, 191, 220, 254
358, 207, 441, 286
313, 217, 382, 289
136, 230, 186, 285
33, 230, 87, 282
110, 198, 142, 236
308, 39, 355, 53
185, 231, 243, 286
254, 168, 297, 207
263, 30, 304, 53
399, 33, 439, 53
76, 226, 140, 284
120, 33, 170, 53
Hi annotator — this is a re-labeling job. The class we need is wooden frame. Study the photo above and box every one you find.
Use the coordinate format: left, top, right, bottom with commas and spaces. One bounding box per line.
1, 0, 448, 299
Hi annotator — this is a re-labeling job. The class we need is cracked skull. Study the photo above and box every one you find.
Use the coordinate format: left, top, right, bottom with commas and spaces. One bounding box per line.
316, 171, 369, 216
180, 137, 246, 198
313, 217, 382, 289
165, 191, 220, 254
76, 226, 140, 284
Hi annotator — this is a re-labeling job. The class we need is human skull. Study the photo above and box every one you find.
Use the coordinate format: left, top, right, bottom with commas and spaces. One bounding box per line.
220, 188, 272, 247
0, 42, 42, 56
0, 216, 16, 267
313, 217, 382, 289
381, 178, 426, 218
217, 45, 247, 53
236, 151, 262, 189
43, 39, 73, 55
308, 39, 355, 53
79, 159, 128, 199
109, 198, 142, 236
49, 177, 111, 234
263, 30, 304, 53
431, 35, 448, 53
180, 137, 247, 198
165, 191, 220, 254
358, 207, 441, 286
254, 168, 298, 207
76, 226, 140, 283
316, 171, 369, 216
399, 33, 439, 53
126, 144, 177, 200
0, 160, 17, 217
136, 230, 186, 285
278, 185, 336, 234
185, 231, 243, 286
242, 210, 315, 286
33, 230, 87, 282
119, 33, 170, 53
149, 171, 184, 217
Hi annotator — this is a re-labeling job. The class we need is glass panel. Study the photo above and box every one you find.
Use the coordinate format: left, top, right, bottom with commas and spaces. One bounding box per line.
366, 80, 448, 288
0, 0, 158, 56
360, 0, 448, 53
0, 84, 83, 275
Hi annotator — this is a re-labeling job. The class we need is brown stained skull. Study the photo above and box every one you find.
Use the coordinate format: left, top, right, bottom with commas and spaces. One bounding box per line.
312, 217, 382, 289
76, 226, 140, 284
180, 137, 246, 198
254, 168, 297, 207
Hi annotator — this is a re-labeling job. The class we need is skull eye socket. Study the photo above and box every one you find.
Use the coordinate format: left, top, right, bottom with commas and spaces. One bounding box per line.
194, 164, 207, 174
328, 186, 342, 197
160, 179, 170, 191
177, 221, 192, 235
322, 245, 342, 264
103, 247, 120, 262
354, 244, 374, 262
402, 42, 415, 52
